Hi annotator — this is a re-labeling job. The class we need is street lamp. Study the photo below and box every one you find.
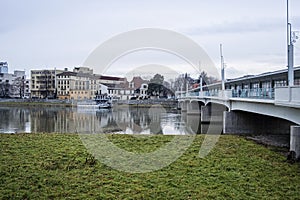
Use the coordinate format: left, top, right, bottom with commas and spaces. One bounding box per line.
287, 0, 294, 86
220, 44, 225, 91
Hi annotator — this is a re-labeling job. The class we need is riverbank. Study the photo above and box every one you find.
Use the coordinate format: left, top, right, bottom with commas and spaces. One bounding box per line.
0, 98, 178, 108
0, 99, 73, 107
116, 99, 178, 108
0, 134, 299, 199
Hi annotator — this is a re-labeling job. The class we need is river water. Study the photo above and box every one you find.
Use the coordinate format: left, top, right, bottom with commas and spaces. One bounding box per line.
0, 106, 214, 135
0, 106, 289, 147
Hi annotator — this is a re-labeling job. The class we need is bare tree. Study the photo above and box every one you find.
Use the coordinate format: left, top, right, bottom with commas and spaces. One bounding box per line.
0, 82, 10, 98
12, 76, 25, 98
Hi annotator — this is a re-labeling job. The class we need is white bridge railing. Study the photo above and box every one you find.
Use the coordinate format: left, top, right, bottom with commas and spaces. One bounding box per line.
275, 86, 300, 107
178, 86, 300, 108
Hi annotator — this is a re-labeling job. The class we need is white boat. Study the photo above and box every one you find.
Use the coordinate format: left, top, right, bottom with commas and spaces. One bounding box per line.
98, 101, 112, 109
95, 95, 113, 109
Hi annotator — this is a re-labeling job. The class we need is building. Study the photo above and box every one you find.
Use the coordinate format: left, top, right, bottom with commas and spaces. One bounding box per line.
99, 76, 149, 100
56, 70, 93, 100
0, 70, 26, 98
31, 66, 149, 100
139, 83, 148, 99
99, 75, 126, 100
56, 67, 104, 100
24, 79, 31, 98
224, 66, 300, 90
73, 66, 93, 74
0, 62, 8, 73
31, 69, 63, 98
187, 66, 300, 99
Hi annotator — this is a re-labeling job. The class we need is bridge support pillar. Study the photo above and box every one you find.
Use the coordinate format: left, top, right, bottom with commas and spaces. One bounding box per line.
181, 101, 187, 112
223, 111, 294, 135
200, 105, 210, 123
185, 114, 201, 134
201, 104, 226, 123
290, 126, 300, 160
187, 101, 201, 115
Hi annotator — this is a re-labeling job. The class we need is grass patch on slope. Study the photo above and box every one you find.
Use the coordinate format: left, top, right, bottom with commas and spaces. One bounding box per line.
0, 133, 299, 199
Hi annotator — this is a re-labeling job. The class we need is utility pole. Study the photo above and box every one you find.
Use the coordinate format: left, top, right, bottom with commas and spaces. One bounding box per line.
287, 0, 294, 86
220, 44, 225, 90
199, 61, 203, 92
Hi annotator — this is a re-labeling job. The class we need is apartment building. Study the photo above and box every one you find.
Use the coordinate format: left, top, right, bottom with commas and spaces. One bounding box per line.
31, 66, 148, 100
56, 71, 92, 100
56, 67, 104, 100
31, 69, 63, 98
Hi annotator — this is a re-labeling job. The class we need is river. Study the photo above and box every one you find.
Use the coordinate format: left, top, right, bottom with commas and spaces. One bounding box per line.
0, 106, 289, 147
0, 106, 211, 135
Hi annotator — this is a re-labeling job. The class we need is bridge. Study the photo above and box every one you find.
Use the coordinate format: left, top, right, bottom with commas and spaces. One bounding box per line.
177, 67, 300, 158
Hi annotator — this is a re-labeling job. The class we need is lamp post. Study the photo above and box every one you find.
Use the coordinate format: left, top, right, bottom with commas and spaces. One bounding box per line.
220, 44, 225, 91
287, 0, 294, 86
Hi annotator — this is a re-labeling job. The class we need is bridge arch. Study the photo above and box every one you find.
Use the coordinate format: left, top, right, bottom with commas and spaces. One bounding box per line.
230, 101, 300, 125
223, 109, 297, 135
205, 101, 230, 111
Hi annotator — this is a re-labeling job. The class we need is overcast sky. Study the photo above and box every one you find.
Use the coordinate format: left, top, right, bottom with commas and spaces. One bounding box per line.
1, 0, 300, 79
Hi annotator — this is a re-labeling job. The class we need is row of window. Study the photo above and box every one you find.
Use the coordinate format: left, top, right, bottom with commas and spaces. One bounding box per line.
58, 91, 88, 95
58, 80, 70, 84
107, 89, 135, 95
228, 79, 300, 89
57, 75, 70, 79
31, 71, 55, 75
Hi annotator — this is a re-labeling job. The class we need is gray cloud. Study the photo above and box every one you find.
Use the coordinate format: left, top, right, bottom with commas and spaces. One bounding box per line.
186, 18, 287, 36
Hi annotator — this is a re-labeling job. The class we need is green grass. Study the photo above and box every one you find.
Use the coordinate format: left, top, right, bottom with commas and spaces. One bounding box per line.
0, 134, 299, 199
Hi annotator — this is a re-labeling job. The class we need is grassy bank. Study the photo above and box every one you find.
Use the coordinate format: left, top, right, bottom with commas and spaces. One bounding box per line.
0, 134, 299, 199
0, 101, 73, 107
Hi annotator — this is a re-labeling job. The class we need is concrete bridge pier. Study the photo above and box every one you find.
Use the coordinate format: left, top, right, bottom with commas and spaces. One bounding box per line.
185, 114, 201, 134
187, 101, 202, 115
290, 126, 300, 160
223, 111, 294, 135
180, 101, 188, 112
200, 105, 211, 123
201, 104, 226, 123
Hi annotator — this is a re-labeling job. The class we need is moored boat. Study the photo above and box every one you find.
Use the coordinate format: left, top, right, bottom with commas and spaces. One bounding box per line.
95, 95, 113, 109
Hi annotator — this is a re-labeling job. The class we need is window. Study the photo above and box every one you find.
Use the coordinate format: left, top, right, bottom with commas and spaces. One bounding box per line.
262, 81, 271, 88
275, 80, 287, 87
251, 83, 259, 89
243, 84, 249, 89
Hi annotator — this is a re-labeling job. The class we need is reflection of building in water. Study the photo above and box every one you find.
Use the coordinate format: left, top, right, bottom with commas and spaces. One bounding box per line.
0, 106, 199, 135
71, 107, 163, 134
54, 109, 77, 133
30, 108, 59, 133
0, 107, 30, 133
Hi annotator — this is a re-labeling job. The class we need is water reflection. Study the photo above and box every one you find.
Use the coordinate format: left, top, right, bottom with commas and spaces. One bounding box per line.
0, 106, 212, 135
